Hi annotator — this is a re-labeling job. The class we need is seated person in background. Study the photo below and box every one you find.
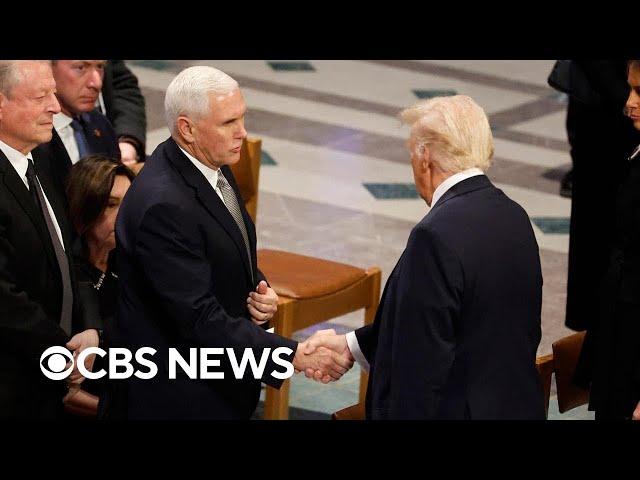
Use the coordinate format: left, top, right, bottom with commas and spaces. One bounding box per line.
101, 60, 147, 164
62, 155, 135, 416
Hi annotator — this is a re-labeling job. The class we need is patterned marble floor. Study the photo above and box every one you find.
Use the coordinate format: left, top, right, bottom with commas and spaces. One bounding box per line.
126, 60, 591, 419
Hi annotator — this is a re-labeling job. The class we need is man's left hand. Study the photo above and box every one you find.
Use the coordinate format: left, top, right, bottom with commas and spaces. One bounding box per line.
119, 141, 138, 165
66, 329, 100, 384
247, 280, 278, 326
633, 401, 640, 421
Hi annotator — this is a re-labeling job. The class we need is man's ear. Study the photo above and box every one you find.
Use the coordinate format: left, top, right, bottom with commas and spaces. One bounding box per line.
0, 93, 6, 121
176, 116, 195, 144
420, 145, 431, 172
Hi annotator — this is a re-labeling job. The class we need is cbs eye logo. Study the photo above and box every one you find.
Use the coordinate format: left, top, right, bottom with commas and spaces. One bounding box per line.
40, 346, 75, 380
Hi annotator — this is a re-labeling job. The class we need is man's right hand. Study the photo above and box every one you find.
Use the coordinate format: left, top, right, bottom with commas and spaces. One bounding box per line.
294, 329, 354, 383
292, 329, 354, 383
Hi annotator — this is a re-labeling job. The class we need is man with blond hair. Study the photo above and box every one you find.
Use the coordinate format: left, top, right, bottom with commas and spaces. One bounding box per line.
306, 95, 545, 420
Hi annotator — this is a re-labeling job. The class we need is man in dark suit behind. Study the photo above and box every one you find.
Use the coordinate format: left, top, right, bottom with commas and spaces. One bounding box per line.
34, 60, 120, 203
101, 60, 147, 164
305, 95, 545, 420
0, 60, 98, 419
108, 66, 351, 420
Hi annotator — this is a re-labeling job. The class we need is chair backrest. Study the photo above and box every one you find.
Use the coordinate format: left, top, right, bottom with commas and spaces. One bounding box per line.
229, 137, 262, 224
552, 331, 589, 413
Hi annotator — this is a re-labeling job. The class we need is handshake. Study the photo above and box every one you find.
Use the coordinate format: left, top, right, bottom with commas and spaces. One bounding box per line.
292, 329, 354, 383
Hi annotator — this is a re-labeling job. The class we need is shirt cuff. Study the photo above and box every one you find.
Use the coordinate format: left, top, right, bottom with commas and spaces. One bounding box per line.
346, 331, 369, 374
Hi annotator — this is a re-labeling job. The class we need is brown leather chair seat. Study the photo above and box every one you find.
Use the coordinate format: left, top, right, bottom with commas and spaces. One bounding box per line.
257, 249, 367, 299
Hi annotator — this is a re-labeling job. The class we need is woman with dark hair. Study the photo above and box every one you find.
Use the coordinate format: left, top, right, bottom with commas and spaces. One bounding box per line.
576, 60, 640, 420
63, 155, 135, 416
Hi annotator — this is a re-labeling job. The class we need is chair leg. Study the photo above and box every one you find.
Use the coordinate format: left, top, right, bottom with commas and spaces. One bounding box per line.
264, 380, 291, 420
263, 297, 294, 420
359, 269, 381, 405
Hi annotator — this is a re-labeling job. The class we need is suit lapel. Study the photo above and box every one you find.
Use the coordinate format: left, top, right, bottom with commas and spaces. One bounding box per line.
0, 150, 59, 273
83, 112, 106, 155
84, 111, 120, 160
34, 131, 72, 197
32, 149, 74, 254
50, 130, 73, 178
165, 139, 254, 284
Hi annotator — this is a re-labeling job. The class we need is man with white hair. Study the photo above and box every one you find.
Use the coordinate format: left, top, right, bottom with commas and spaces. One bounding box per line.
305, 95, 545, 419
108, 66, 352, 419
0, 60, 98, 418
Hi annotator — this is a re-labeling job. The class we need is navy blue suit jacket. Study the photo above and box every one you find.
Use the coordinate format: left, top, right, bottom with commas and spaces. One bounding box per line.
356, 175, 545, 420
34, 109, 120, 203
107, 137, 297, 420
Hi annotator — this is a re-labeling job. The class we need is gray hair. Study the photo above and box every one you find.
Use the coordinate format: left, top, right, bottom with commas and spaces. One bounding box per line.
164, 66, 239, 134
0, 60, 51, 97
399, 95, 494, 174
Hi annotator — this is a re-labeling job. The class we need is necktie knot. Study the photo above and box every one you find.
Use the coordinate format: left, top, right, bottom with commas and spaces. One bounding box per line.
70, 117, 84, 132
25, 158, 37, 181
216, 171, 230, 190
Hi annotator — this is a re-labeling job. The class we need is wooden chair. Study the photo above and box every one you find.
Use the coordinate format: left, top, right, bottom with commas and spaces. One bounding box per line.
551, 331, 590, 413
231, 138, 382, 420
536, 354, 554, 419
332, 353, 556, 420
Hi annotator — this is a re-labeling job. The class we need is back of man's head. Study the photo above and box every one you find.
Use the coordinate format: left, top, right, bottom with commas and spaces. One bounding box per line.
400, 95, 494, 174
164, 65, 239, 135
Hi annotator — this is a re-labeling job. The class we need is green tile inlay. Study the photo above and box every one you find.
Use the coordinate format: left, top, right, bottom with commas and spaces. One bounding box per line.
531, 217, 570, 234
261, 150, 277, 166
268, 61, 315, 72
413, 89, 457, 99
129, 60, 174, 71
363, 183, 419, 200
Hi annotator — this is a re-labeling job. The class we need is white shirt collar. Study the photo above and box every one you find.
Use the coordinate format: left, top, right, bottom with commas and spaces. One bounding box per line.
431, 167, 485, 208
53, 112, 74, 133
0, 139, 33, 181
178, 146, 220, 186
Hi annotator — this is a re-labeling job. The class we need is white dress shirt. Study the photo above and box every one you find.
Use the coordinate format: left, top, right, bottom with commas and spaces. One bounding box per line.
179, 146, 226, 205
346, 167, 486, 373
0, 140, 65, 250
53, 112, 81, 165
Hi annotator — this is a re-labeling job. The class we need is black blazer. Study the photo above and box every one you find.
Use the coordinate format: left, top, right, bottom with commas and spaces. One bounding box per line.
576, 148, 640, 415
356, 175, 545, 420
0, 148, 77, 419
107, 137, 297, 420
34, 110, 120, 204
